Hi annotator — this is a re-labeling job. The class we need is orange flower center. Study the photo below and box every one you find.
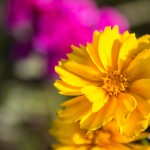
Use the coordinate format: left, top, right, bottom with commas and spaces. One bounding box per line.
101, 71, 129, 96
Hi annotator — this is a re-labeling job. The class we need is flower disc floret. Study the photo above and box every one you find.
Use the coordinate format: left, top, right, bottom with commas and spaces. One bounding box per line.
101, 71, 129, 96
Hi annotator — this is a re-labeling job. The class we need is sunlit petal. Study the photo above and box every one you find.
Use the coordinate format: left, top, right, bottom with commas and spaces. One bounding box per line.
58, 96, 92, 123
81, 86, 108, 112
130, 79, 150, 99
118, 34, 138, 72
98, 26, 120, 71
54, 80, 82, 95
115, 93, 137, 132
126, 49, 150, 82
80, 96, 117, 130
122, 109, 148, 138
132, 93, 150, 119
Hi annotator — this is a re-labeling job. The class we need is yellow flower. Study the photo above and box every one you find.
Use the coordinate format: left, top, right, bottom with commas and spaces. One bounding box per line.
55, 26, 150, 138
50, 119, 150, 150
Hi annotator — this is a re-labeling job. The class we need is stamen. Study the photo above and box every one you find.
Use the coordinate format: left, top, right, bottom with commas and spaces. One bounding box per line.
101, 71, 129, 96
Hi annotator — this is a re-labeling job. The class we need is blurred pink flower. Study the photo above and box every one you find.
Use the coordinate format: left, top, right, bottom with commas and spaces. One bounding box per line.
6, 0, 129, 79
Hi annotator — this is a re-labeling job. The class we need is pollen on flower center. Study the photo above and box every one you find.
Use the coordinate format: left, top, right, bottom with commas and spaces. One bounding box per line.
101, 71, 129, 96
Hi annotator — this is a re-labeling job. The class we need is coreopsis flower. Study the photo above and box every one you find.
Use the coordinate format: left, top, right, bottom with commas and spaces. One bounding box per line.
6, 0, 129, 78
50, 119, 150, 150
55, 26, 150, 138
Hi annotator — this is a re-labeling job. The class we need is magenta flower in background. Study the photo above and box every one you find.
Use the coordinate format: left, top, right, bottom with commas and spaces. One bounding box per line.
6, 0, 129, 79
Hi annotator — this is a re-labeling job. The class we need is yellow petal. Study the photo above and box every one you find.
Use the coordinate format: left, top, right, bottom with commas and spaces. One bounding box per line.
115, 93, 137, 132
122, 108, 148, 138
112, 29, 130, 71
81, 86, 106, 102
103, 121, 132, 144
111, 39, 121, 70
86, 30, 106, 73
64, 60, 101, 81
69, 45, 97, 70
68, 45, 101, 79
57, 44, 101, 81
92, 30, 101, 48
55, 65, 94, 87
132, 93, 150, 119
92, 96, 109, 113
81, 86, 109, 112
80, 96, 117, 130
118, 33, 138, 72
130, 79, 150, 99
70, 45, 88, 60
50, 120, 81, 145
54, 80, 82, 95
120, 31, 130, 43
126, 49, 150, 82
58, 96, 92, 123
87, 43, 106, 73
137, 34, 150, 51
98, 26, 120, 71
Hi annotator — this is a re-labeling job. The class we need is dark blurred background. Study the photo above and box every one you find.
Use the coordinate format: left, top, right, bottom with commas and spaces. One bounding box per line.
0, 0, 150, 150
